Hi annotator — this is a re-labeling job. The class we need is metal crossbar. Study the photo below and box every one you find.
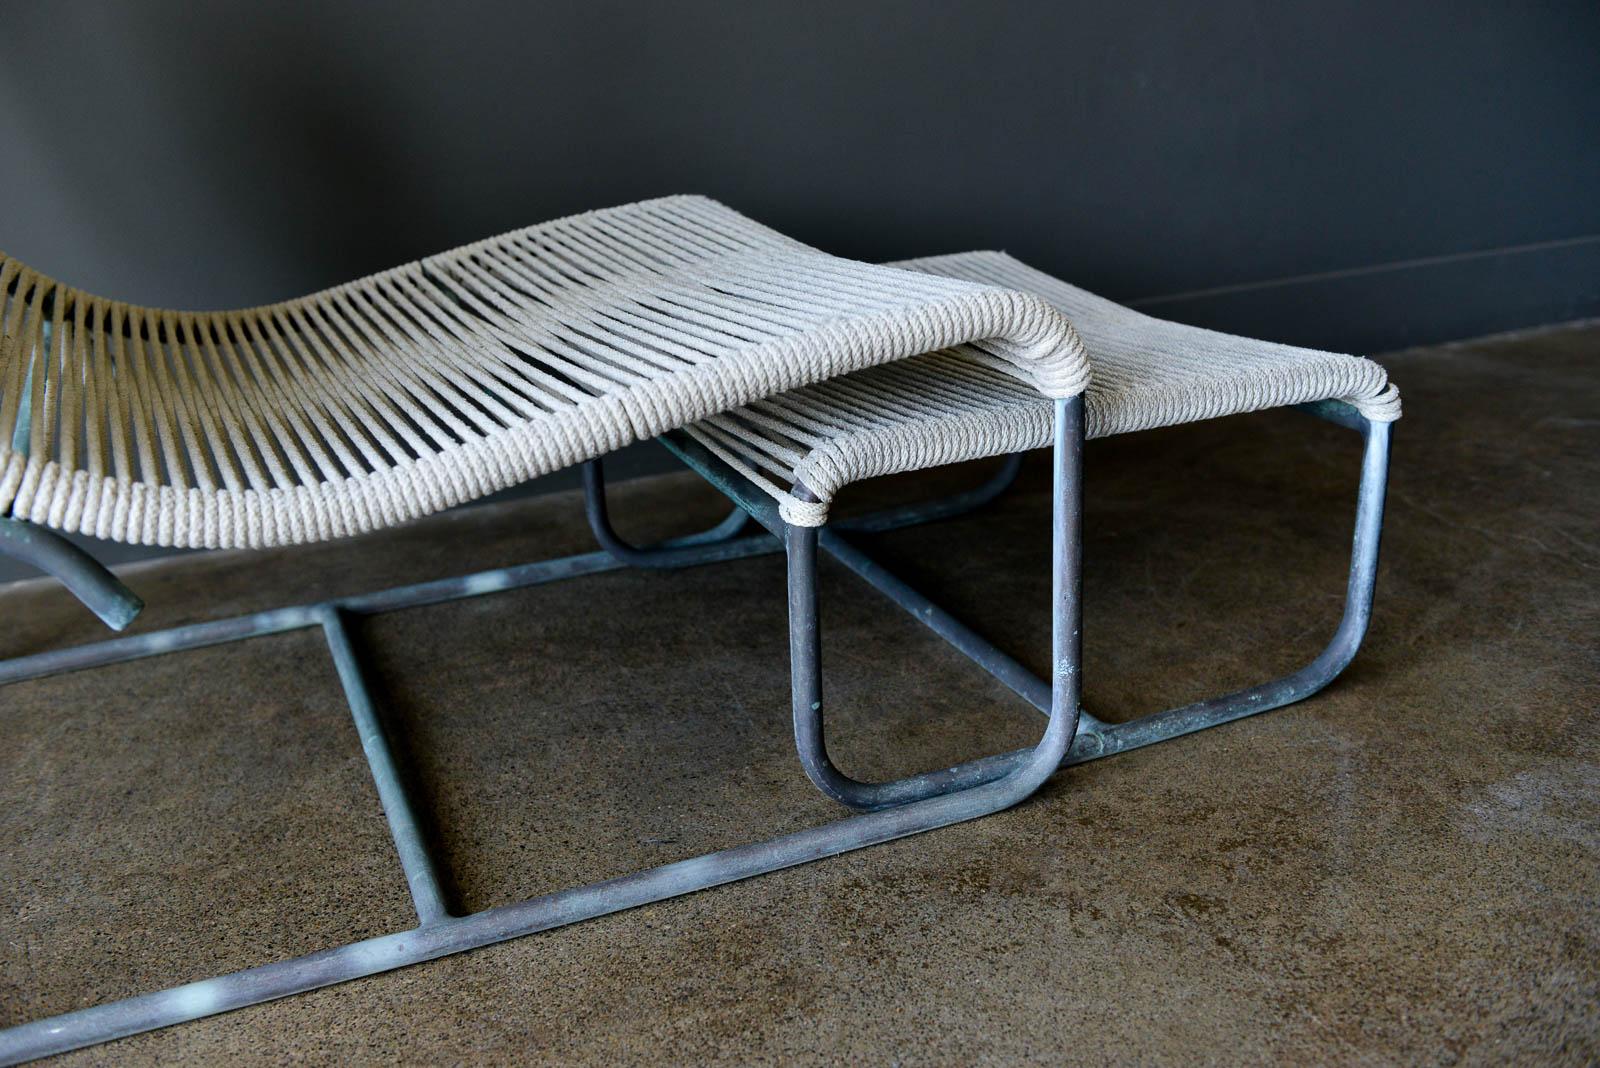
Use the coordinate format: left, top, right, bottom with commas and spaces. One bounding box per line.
0, 397, 1390, 1063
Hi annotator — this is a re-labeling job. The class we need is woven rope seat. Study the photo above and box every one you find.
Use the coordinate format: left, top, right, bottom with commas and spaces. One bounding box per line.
0, 197, 1087, 549
686, 251, 1402, 526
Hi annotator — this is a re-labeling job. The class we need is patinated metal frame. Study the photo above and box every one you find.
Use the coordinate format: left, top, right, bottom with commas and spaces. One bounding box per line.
0, 398, 1389, 1063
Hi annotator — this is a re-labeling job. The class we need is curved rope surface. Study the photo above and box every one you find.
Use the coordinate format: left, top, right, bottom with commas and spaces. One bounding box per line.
0, 198, 1087, 548
686, 251, 1402, 526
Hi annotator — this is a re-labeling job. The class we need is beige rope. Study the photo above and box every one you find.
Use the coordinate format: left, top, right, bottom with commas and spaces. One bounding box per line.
687, 250, 1401, 526
0, 198, 1087, 548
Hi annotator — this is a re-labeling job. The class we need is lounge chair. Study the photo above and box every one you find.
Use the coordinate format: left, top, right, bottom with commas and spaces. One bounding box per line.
0, 197, 1395, 1062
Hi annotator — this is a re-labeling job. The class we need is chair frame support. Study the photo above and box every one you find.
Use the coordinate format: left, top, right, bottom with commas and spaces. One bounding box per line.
0, 397, 1390, 1064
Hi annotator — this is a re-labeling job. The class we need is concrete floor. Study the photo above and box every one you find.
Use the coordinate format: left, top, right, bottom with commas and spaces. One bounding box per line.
1, 323, 1596, 1065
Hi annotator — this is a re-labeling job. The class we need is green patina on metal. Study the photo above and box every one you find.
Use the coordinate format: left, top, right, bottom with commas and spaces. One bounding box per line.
0, 515, 143, 631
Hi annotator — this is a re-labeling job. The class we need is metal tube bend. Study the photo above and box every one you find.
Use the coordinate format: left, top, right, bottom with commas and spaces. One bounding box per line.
582, 458, 755, 568
0, 517, 143, 631
787, 399, 1084, 811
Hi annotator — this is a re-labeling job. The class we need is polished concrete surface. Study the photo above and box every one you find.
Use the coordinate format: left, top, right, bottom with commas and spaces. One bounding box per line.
2, 323, 1596, 1064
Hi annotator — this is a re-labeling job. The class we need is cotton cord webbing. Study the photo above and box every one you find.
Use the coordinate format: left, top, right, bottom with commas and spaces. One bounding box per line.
0, 198, 1086, 548
686, 251, 1402, 526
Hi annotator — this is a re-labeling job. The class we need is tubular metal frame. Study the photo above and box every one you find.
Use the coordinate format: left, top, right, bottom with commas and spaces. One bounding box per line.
642, 401, 1388, 801
0, 397, 1389, 1064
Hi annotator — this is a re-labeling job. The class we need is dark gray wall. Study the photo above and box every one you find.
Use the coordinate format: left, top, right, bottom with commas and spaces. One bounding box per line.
3, 1, 1597, 349
1, 1, 1597, 581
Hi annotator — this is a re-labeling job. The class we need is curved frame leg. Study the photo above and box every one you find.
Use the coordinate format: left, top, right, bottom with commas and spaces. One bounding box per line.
0, 517, 143, 631
583, 457, 755, 568
1074, 409, 1391, 762
790, 404, 1391, 807
0, 336, 142, 632
788, 405, 1084, 811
